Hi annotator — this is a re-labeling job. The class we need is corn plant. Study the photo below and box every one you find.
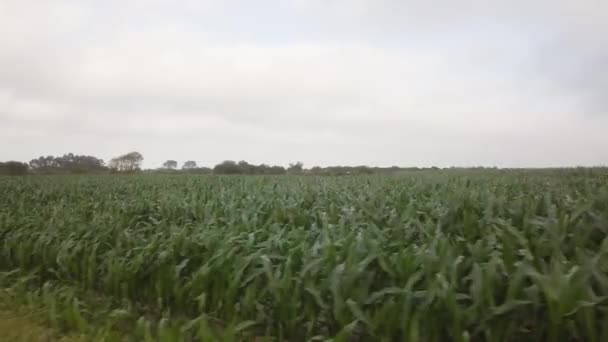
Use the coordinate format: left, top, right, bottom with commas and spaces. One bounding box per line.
1, 170, 607, 341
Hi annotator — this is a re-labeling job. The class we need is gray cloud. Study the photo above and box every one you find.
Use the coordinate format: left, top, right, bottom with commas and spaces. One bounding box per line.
1, 0, 607, 167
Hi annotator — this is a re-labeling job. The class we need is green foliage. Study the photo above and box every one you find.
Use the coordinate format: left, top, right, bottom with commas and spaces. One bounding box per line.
28, 153, 106, 174
1, 171, 608, 341
287, 162, 304, 174
213, 160, 286, 175
0, 161, 28, 175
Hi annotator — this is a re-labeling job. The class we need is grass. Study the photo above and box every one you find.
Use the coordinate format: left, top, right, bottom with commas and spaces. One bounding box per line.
0, 307, 84, 342
1, 170, 608, 341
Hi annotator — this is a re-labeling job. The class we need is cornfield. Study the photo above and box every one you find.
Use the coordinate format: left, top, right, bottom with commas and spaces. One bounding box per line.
1, 171, 608, 341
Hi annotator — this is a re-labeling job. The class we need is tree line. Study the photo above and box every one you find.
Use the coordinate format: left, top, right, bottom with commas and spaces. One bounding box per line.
0, 152, 140, 175
1, 151, 439, 176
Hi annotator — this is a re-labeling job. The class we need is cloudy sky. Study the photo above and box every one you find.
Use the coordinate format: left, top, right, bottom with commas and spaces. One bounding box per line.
1, 0, 607, 168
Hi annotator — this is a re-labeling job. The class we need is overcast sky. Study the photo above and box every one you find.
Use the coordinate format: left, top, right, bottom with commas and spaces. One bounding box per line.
1, 0, 607, 168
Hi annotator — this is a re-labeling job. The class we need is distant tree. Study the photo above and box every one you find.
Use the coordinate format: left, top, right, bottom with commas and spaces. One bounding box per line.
254, 164, 266, 174
213, 160, 241, 174
211, 160, 289, 175
109, 151, 143, 173
238, 160, 255, 174
58, 153, 106, 173
187, 166, 213, 174
29, 155, 59, 170
163, 160, 178, 169
182, 160, 197, 169
270, 165, 286, 175
353, 166, 374, 175
288, 162, 304, 173
29, 153, 106, 173
0, 161, 28, 175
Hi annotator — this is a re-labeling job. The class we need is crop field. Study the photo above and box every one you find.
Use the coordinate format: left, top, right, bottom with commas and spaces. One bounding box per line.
1, 171, 608, 341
